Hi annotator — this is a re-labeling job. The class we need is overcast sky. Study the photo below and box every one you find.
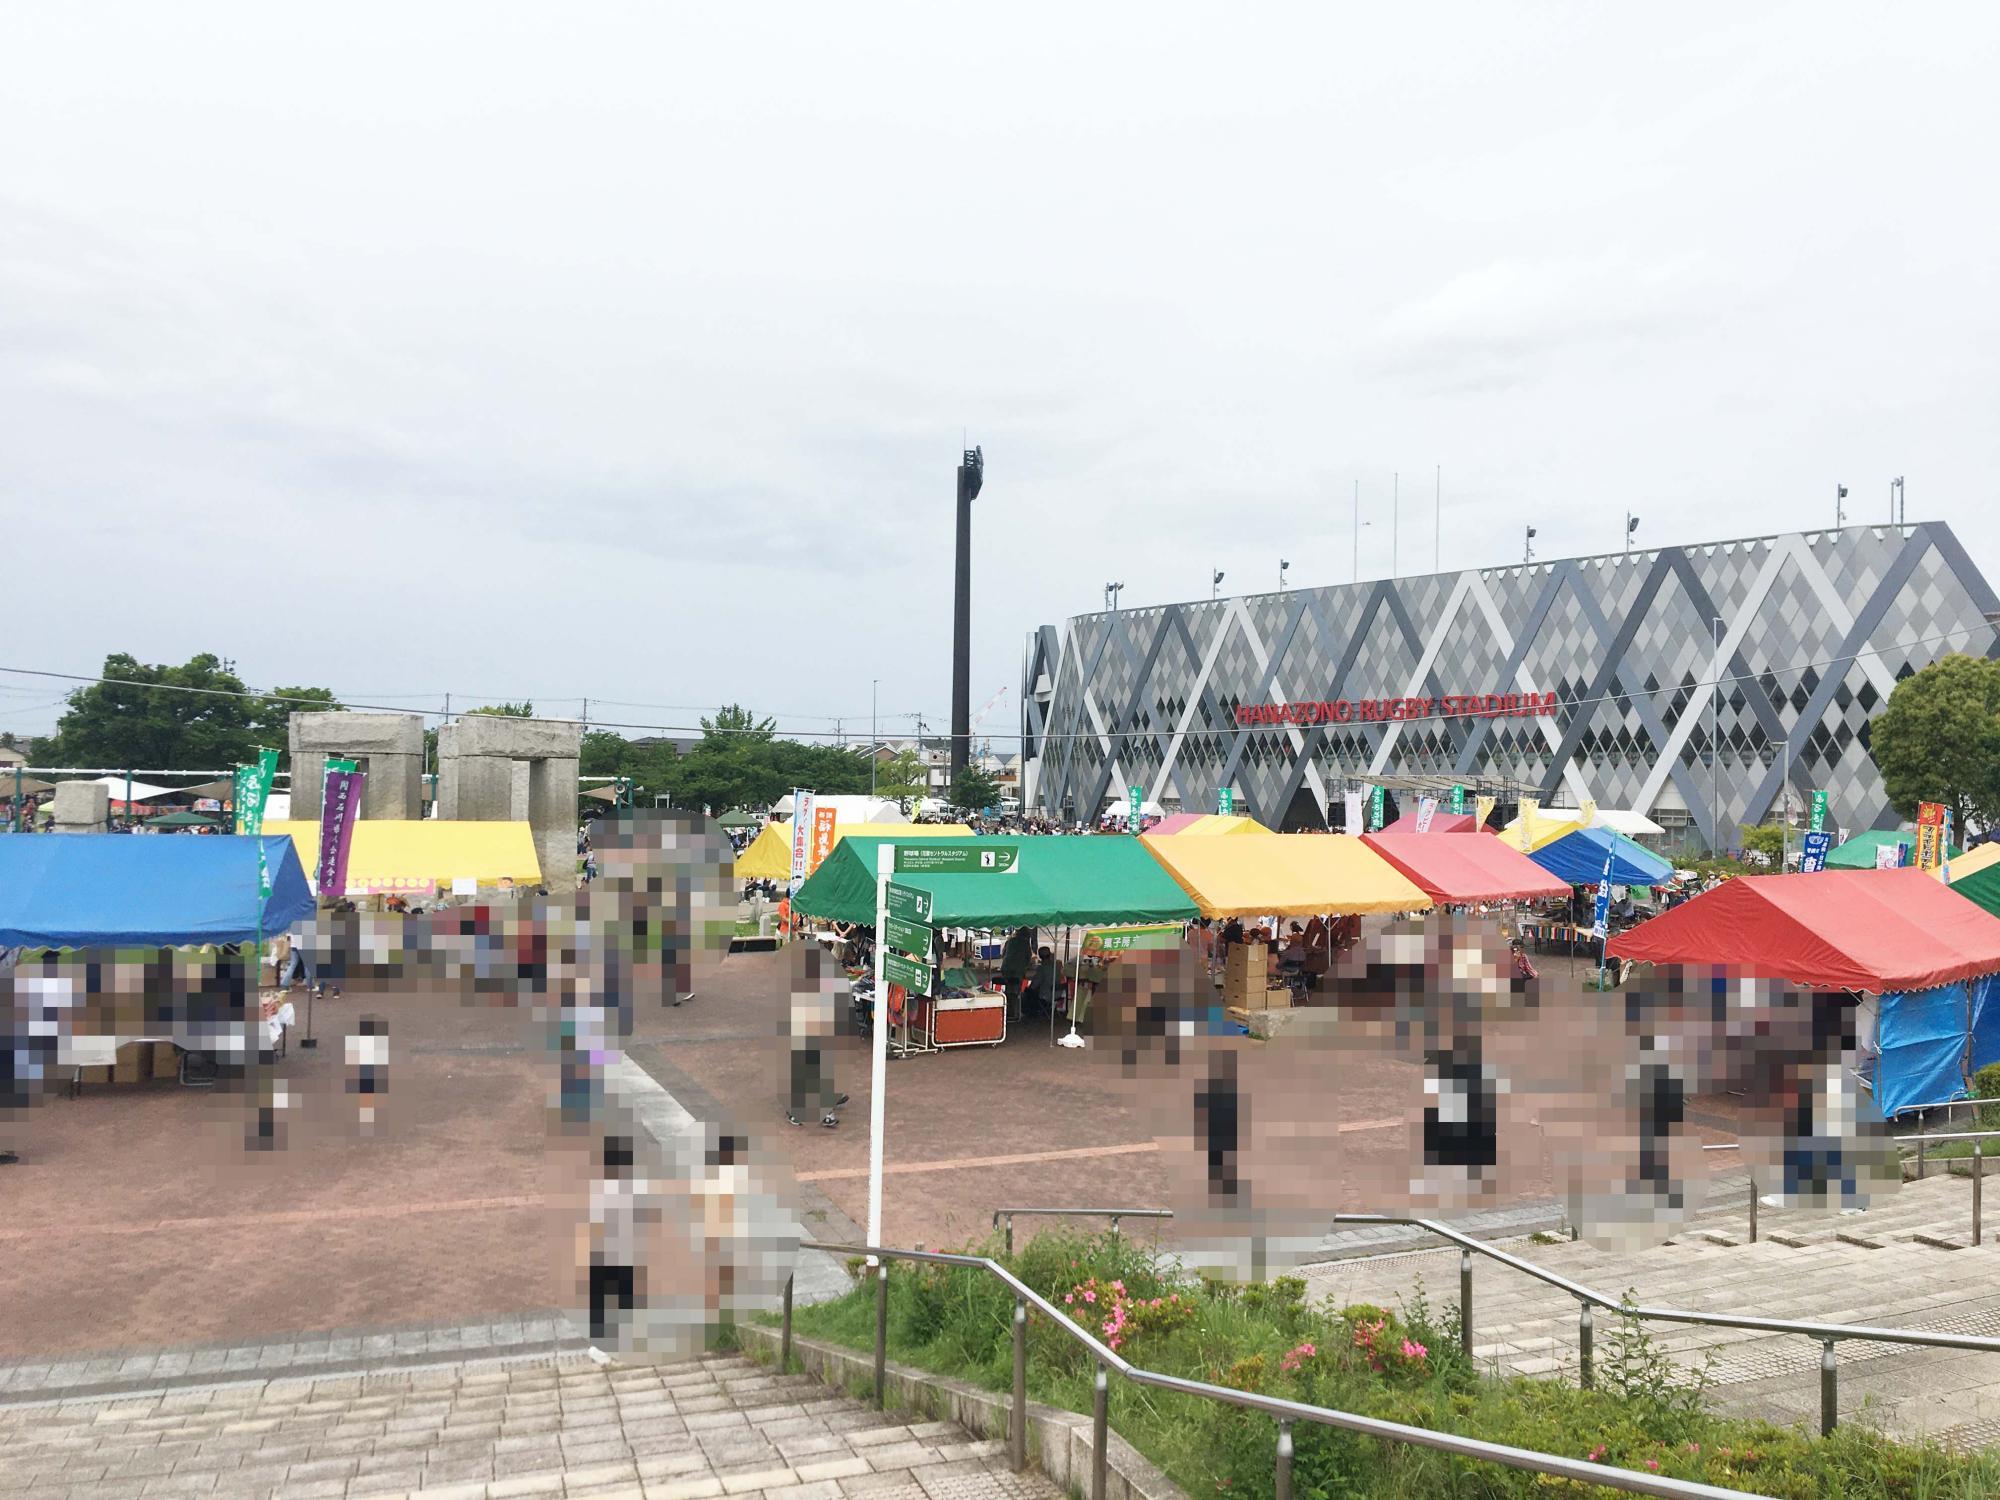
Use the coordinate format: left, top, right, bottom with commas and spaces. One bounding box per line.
4, 4, 1996, 749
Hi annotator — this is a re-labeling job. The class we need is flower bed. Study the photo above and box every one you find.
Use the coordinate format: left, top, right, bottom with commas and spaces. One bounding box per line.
786, 1227, 2000, 1499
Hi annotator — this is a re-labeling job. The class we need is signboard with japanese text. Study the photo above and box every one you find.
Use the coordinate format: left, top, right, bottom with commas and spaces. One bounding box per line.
883, 950, 933, 996
1809, 791, 1828, 834
895, 844, 1018, 875
809, 805, 839, 874
1414, 796, 1437, 833
884, 881, 934, 924
1799, 831, 1832, 873
788, 789, 815, 895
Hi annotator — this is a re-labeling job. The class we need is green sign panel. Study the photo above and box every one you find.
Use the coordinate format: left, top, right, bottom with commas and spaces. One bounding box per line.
894, 845, 1018, 875
884, 915, 933, 961
1218, 787, 1234, 815
883, 950, 933, 996
1368, 785, 1386, 831
1809, 790, 1827, 834
1449, 785, 1466, 814
884, 881, 934, 924
1127, 784, 1143, 833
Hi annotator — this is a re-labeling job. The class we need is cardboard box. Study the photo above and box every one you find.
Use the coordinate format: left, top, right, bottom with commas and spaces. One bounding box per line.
113, 1044, 143, 1085
1223, 942, 1263, 1007
149, 1042, 180, 1081
82, 1065, 114, 1088
1264, 984, 1293, 1010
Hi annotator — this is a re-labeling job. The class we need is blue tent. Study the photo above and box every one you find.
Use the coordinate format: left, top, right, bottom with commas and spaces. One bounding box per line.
0, 835, 315, 948
1527, 825, 1673, 887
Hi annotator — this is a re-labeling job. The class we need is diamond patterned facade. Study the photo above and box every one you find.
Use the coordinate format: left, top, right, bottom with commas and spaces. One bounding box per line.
1020, 524, 2000, 850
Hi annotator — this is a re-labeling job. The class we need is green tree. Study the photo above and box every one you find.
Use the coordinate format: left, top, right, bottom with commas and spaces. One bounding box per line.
871, 749, 927, 801
580, 730, 681, 807
1868, 654, 2000, 836
467, 701, 535, 717
702, 704, 775, 741
950, 762, 1001, 811
1737, 823, 1786, 866
43, 653, 342, 770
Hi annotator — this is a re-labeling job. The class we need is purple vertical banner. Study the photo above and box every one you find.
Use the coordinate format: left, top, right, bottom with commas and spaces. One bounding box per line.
317, 768, 367, 899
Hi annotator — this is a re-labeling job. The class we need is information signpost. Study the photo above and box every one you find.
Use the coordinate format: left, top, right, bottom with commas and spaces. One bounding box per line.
866, 845, 1015, 1272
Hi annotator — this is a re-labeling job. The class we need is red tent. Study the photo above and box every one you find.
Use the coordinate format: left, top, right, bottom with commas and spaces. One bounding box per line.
1146, 813, 1207, 836
1362, 829, 1571, 904
1376, 812, 1480, 836
1606, 868, 2000, 993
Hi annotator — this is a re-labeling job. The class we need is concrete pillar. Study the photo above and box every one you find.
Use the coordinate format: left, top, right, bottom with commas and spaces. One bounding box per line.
51, 782, 109, 833
289, 712, 426, 820
436, 716, 583, 893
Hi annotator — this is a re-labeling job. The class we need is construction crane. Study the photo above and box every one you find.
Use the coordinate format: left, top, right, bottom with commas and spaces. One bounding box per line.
970, 685, 1009, 759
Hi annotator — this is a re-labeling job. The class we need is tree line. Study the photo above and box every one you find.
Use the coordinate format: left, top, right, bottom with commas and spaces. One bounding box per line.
26, 652, 1000, 814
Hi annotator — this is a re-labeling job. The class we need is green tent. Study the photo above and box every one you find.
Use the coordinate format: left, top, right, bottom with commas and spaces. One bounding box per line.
1825, 828, 1962, 870
717, 809, 763, 830
792, 835, 1199, 929
1951, 863, 2000, 921
144, 810, 221, 829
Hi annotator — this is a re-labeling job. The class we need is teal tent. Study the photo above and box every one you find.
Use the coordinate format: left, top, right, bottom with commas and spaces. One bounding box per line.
1825, 828, 1961, 870
792, 835, 1199, 929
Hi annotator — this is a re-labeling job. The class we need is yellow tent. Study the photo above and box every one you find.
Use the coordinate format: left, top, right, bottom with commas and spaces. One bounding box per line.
733, 821, 974, 882
1140, 833, 1432, 918
266, 820, 543, 893
1180, 814, 1272, 836
1945, 843, 2000, 884
1494, 816, 1577, 853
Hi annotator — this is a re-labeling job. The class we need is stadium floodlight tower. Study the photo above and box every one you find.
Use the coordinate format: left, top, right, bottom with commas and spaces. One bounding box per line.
951, 446, 983, 778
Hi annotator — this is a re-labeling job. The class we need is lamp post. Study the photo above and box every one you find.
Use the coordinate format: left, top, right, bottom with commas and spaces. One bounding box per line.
1892, 476, 1905, 525
1278, 559, 1290, 592
1835, 483, 1848, 529
1104, 581, 1124, 613
1523, 526, 1537, 566
1211, 569, 1225, 601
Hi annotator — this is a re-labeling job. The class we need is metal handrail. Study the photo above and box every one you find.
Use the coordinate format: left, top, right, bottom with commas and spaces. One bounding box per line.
992, 1206, 1173, 1255
789, 1238, 1747, 1500
983, 1200, 2000, 1434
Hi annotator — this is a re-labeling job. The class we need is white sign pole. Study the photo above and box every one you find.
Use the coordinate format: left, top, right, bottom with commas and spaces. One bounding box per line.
866, 843, 893, 1264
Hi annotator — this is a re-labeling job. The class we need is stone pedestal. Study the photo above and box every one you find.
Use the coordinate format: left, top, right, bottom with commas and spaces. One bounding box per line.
51, 781, 109, 833
288, 712, 426, 822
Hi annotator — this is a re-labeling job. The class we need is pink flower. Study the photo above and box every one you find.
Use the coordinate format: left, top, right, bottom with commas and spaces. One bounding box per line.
1400, 1339, 1427, 1361
1065, 1294, 1074, 1304
1587, 1445, 1607, 1463
1082, 1289, 1096, 1303
1645, 1460, 1660, 1472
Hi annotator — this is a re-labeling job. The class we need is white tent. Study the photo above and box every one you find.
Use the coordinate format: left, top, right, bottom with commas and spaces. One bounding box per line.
1506, 806, 1665, 839
72, 775, 181, 803
1102, 798, 1167, 821
768, 793, 908, 824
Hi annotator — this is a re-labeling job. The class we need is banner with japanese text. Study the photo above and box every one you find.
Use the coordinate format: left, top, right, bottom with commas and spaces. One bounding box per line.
317, 764, 366, 900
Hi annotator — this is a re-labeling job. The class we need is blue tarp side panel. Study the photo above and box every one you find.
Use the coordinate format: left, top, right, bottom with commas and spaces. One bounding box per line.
1527, 826, 1675, 887
0, 835, 315, 948
1876, 983, 1971, 1117
1971, 974, 2000, 1077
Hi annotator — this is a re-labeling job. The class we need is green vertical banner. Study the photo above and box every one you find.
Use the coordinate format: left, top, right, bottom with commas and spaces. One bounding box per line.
1368, 785, 1386, 831
1218, 787, 1234, 815
1449, 785, 1466, 815
1127, 784, 1143, 834
1808, 790, 1827, 834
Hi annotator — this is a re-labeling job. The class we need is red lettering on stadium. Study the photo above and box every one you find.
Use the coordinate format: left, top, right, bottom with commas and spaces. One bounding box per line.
1231, 693, 1559, 728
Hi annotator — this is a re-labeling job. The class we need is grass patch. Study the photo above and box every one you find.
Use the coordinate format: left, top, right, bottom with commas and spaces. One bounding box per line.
792, 1228, 2000, 1498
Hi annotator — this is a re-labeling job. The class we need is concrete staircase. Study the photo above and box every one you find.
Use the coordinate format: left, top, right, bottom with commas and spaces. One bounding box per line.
1305, 1172, 2000, 1448
0, 1351, 1062, 1500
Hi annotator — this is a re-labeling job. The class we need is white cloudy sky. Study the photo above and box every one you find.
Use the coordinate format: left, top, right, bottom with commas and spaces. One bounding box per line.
3, 4, 1996, 747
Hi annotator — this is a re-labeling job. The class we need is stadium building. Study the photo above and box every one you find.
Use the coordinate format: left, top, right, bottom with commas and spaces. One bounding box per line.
1020, 523, 2000, 849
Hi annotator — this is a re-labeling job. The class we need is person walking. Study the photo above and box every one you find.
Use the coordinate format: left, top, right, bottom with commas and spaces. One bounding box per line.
999, 927, 1033, 1021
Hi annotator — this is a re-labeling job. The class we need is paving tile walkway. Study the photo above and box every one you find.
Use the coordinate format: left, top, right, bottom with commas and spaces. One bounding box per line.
0, 1350, 1064, 1500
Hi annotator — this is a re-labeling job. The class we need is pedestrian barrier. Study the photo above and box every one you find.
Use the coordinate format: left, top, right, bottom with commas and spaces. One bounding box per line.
783, 1239, 1749, 1500
979, 1199, 2000, 1439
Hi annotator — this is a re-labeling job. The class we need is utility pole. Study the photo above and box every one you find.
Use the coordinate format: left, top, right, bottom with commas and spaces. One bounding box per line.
870, 680, 879, 797
950, 446, 983, 778
1892, 476, 1905, 525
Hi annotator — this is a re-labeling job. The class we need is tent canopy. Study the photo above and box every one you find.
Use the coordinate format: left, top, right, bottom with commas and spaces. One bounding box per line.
793, 835, 1198, 929
266, 820, 542, 893
67, 774, 183, 804
1375, 811, 1480, 836
1826, 827, 1963, 870
1503, 807, 1664, 842
144, 810, 221, 828
1148, 813, 1270, 836
770, 794, 906, 824
735, 821, 972, 882
1944, 843, 2000, 884
1101, 799, 1166, 821
0, 834, 315, 948
1526, 825, 1673, 887
1140, 833, 1431, 918
1608, 867, 2000, 993
1948, 852, 2000, 921
716, 809, 763, 829
1362, 829, 1570, 904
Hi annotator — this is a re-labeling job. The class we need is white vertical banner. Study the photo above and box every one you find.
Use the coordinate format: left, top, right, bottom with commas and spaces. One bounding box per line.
1414, 796, 1438, 833
1343, 789, 1365, 835
788, 788, 816, 897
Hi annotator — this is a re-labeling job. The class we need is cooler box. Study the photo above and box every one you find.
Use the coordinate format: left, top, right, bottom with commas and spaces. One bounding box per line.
932, 992, 1005, 1047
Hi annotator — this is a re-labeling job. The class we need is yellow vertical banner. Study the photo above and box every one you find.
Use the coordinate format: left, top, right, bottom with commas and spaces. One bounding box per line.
1474, 795, 1496, 828
808, 806, 839, 874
